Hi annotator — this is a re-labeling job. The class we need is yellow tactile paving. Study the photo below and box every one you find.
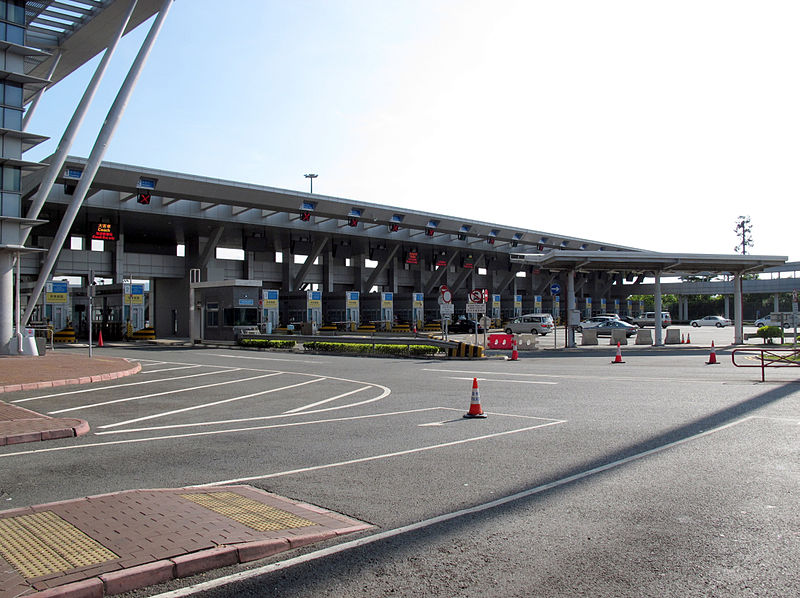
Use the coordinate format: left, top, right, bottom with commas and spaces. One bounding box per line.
179, 492, 315, 532
0, 511, 118, 579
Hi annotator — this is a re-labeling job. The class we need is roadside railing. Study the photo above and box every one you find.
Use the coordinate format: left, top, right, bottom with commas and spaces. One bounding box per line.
731, 347, 800, 382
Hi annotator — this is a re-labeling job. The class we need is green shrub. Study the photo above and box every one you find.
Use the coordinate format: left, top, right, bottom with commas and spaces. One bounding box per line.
239, 338, 296, 349
756, 325, 783, 343
303, 342, 439, 356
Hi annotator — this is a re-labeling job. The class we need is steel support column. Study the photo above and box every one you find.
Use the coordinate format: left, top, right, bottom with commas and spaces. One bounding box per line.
23, 0, 174, 326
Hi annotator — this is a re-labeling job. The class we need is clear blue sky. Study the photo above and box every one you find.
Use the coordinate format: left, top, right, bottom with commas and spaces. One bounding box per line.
26, 0, 800, 262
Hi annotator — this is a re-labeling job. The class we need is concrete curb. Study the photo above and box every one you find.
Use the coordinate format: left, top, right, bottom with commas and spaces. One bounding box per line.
0, 417, 90, 446
0, 362, 142, 394
30, 527, 358, 598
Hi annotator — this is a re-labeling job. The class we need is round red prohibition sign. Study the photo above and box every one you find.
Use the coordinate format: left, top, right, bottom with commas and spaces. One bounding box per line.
440, 285, 452, 304
469, 289, 483, 303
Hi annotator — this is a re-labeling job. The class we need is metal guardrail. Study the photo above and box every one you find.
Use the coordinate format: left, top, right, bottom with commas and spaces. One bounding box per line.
731, 347, 800, 382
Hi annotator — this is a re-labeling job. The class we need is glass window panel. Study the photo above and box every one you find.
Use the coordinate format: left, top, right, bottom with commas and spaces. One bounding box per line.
5, 83, 21, 107
8, 2, 25, 25
4, 107, 21, 129
2, 166, 20, 192
6, 23, 22, 45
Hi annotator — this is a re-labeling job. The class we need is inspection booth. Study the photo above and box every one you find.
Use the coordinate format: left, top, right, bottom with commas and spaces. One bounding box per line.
191, 280, 261, 342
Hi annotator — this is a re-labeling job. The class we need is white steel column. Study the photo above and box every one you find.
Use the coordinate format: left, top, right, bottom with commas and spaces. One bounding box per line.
23, 0, 175, 326
654, 272, 663, 346
24, 0, 139, 232
0, 253, 12, 353
566, 270, 576, 348
734, 273, 744, 344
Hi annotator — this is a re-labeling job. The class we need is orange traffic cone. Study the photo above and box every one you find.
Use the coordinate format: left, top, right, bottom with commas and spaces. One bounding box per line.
97, 329, 104, 347
706, 341, 719, 365
686, 333, 691, 344
611, 341, 625, 364
463, 377, 487, 419
510, 338, 518, 361
681, 334, 685, 344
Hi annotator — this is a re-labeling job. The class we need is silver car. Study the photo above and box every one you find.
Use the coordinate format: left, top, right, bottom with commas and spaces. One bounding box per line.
505, 313, 554, 335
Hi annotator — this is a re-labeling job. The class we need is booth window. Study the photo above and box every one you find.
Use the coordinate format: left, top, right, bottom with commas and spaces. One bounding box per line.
223, 308, 258, 327
206, 303, 219, 327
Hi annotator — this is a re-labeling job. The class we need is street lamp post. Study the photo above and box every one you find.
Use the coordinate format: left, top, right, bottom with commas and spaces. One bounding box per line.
304, 173, 318, 194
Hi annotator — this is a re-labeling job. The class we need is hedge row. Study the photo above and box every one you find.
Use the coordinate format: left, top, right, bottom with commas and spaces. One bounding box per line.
303, 342, 440, 356
239, 339, 296, 349
756, 326, 784, 343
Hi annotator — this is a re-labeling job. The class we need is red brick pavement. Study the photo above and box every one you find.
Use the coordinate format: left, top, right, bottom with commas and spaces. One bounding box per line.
0, 486, 372, 598
0, 352, 141, 445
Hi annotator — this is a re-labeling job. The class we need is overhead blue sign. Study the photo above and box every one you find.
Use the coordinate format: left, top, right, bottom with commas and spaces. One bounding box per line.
238, 298, 254, 306
52, 281, 68, 293
550, 283, 561, 295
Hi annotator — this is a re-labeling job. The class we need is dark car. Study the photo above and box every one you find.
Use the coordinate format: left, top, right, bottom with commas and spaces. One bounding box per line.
447, 317, 484, 334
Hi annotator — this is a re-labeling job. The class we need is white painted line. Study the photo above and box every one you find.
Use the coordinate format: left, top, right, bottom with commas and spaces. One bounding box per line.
47, 372, 281, 414
283, 386, 371, 414
418, 421, 446, 427
0, 408, 445, 458
423, 367, 728, 384
206, 353, 325, 364
200, 420, 565, 486
97, 377, 326, 429
149, 416, 754, 598
445, 376, 557, 385
13, 367, 239, 403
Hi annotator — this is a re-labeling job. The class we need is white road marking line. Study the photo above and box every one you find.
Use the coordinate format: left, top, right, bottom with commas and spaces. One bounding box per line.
283, 386, 371, 414
0, 408, 450, 458
97, 377, 326, 429
445, 376, 557, 385
47, 372, 280, 415
418, 421, 446, 427
149, 416, 754, 598
206, 353, 325, 364
13, 367, 238, 403
198, 420, 565, 486
423, 368, 728, 384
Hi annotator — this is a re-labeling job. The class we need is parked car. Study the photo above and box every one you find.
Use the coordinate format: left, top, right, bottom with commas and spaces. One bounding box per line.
690, 315, 732, 328
504, 313, 554, 335
576, 315, 616, 332
597, 312, 636, 324
633, 312, 672, 328
448, 316, 484, 334
754, 313, 798, 329
592, 320, 639, 337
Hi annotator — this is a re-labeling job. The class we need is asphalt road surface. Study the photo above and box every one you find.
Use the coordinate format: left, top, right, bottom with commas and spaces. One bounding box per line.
2, 343, 798, 597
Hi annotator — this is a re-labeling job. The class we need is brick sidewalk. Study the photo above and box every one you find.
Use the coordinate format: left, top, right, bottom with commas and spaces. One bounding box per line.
0, 401, 89, 446
0, 353, 141, 394
0, 485, 371, 598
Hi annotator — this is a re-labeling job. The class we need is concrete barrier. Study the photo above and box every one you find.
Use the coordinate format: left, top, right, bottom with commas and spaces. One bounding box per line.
516, 333, 538, 350
635, 329, 652, 345
664, 328, 681, 344
581, 328, 598, 345
611, 329, 628, 345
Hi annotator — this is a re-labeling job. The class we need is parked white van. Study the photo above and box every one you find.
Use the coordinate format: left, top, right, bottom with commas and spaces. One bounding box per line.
505, 313, 554, 335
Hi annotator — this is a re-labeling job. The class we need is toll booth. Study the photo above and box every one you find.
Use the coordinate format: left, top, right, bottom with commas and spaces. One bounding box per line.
123, 283, 146, 332
379, 292, 393, 330
44, 280, 71, 331
585, 297, 592, 319
191, 280, 261, 342
412, 292, 424, 329
491, 294, 501, 323
262, 289, 279, 333
346, 291, 360, 331
71, 283, 150, 340
306, 290, 322, 329
513, 294, 523, 318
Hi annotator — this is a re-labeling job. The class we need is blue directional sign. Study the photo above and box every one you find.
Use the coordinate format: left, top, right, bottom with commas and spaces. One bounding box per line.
550, 283, 561, 295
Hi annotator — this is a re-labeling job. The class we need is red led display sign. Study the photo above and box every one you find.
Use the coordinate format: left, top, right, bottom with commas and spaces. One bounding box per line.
406, 251, 418, 265
92, 223, 115, 241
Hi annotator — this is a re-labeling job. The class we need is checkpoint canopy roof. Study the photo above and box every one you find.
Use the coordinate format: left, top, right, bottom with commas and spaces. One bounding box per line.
23, 0, 164, 102
27, 156, 646, 254
511, 250, 789, 277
